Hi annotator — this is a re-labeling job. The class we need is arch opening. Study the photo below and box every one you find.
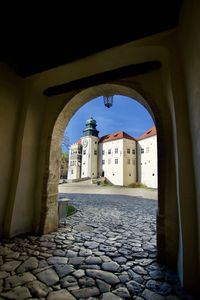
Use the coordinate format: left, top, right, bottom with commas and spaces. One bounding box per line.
63, 94, 157, 189
40, 82, 179, 275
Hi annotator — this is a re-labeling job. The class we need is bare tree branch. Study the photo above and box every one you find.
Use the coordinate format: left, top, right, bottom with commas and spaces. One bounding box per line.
61, 128, 70, 154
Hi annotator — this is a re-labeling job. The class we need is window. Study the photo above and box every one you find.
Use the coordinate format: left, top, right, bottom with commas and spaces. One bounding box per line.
132, 159, 136, 165
83, 162, 85, 165
108, 159, 111, 165
146, 147, 150, 153
141, 148, 144, 154
132, 149, 135, 155
115, 159, 118, 164
102, 150, 105, 155
83, 150, 86, 155
71, 170, 73, 174
102, 160, 105, 165
127, 148, 130, 154
82, 172, 84, 175
108, 149, 111, 155
127, 158, 131, 164
129, 173, 131, 176
95, 141, 97, 144
115, 148, 118, 154
94, 150, 97, 155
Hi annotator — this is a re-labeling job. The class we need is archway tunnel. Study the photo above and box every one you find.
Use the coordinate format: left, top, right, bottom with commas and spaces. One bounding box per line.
42, 79, 179, 273
0, 16, 199, 295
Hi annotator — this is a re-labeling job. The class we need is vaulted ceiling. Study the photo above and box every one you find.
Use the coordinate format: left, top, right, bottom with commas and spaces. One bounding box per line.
0, 1, 182, 77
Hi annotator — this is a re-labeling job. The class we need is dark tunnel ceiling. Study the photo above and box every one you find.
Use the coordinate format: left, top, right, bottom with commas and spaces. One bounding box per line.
0, 1, 182, 77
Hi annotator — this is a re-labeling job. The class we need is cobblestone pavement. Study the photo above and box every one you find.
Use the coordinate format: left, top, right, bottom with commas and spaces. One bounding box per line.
0, 189, 197, 299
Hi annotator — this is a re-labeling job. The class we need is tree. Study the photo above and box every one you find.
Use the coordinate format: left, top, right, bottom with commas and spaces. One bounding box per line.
61, 128, 70, 154
60, 152, 69, 179
60, 128, 70, 179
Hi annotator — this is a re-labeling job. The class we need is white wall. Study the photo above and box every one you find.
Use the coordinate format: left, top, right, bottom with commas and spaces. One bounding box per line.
98, 139, 124, 185
81, 136, 98, 178
98, 138, 137, 186
123, 139, 137, 186
138, 135, 157, 188
68, 144, 81, 180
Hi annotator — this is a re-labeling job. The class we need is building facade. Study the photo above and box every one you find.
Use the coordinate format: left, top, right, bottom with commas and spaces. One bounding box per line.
68, 118, 157, 188
137, 127, 158, 188
98, 132, 137, 186
68, 142, 82, 180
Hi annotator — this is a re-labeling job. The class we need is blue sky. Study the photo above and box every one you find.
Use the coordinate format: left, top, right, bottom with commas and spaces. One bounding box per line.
65, 95, 154, 147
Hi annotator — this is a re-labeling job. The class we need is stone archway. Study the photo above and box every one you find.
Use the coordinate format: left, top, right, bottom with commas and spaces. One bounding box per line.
40, 81, 179, 271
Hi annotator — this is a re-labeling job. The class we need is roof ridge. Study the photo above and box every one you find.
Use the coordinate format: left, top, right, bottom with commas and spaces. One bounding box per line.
98, 130, 136, 143
137, 126, 156, 140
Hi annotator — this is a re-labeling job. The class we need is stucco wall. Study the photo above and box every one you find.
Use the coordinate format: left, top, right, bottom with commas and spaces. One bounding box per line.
179, 0, 200, 284
138, 135, 158, 188
81, 136, 98, 178
0, 64, 23, 236
123, 139, 137, 186
98, 139, 124, 185
68, 144, 81, 180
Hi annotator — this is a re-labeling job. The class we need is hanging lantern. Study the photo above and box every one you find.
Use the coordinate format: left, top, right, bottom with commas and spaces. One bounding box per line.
103, 95, 113, 108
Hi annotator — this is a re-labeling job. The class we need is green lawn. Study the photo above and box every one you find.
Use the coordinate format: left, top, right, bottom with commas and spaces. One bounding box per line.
66, 205, 77, 216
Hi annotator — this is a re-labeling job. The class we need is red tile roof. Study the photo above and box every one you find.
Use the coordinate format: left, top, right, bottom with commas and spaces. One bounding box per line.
73, 139, 82, 145
99, 131, 136, 143
137, 126, 157, 140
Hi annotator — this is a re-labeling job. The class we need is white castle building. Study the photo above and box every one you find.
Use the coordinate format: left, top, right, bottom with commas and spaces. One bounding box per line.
67, 117, 157, 188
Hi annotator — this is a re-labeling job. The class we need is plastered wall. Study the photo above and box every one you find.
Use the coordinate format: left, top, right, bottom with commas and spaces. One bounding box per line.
179, 0, 200, 283
138, 135, 158, 188
0, 64, 23, 236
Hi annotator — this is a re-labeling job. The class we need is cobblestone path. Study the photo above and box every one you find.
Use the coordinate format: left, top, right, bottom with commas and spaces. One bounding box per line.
0, 193, 197, 299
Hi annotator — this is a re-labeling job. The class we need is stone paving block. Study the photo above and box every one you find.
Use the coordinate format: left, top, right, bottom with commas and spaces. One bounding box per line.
0, 192, 197, 300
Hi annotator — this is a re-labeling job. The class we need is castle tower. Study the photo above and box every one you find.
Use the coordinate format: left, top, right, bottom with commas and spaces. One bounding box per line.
81, 117, 99, 178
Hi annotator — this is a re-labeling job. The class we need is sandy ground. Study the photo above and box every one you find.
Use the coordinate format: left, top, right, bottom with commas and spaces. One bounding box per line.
59, 180, 158, 201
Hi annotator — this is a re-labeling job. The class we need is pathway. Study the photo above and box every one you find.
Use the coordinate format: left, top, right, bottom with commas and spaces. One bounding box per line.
0, 184, 196, 299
